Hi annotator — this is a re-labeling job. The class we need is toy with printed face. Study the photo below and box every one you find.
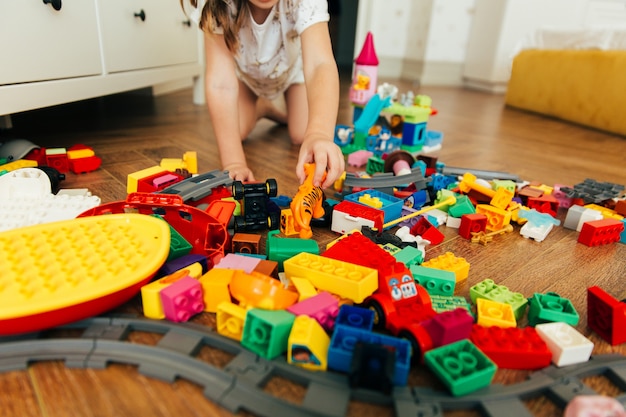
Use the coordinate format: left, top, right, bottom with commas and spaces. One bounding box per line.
353, 72, 371, 90
290, 163, 326, 239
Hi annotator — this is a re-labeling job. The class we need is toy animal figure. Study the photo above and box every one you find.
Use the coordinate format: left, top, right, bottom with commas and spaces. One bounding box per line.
352, 72, 370, 90
290, 163, 326, 239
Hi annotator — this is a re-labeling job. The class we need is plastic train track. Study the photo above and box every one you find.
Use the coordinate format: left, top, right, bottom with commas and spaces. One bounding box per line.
1, 315, 625, 417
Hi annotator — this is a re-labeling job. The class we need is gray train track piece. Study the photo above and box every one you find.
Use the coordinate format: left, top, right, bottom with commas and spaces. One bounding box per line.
1, 316, 625, 417
159, 169, 233, 203
343, 168, 428, 196
441, 166, 521, 182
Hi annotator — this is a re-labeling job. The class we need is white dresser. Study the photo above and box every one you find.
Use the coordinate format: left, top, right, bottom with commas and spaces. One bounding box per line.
0, 0, 204, 122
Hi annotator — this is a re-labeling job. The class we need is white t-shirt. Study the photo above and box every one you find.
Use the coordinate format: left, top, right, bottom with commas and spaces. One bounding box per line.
209, 0, 330, 100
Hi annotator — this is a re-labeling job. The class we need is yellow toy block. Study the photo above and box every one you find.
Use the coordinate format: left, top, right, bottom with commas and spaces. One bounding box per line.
160, 151, 198, 175
216, 301, 247, 341
490, 187, 514, 210
279, 209, 299, 236
141, 269, 190, 319
283, 252, 378, 304
476, 204, 512, 232
476, 298, 516, 328
127, 165, 168, 194
288, 315, 330, 371
584, 204, 624, 221
421, 252, 470, 283
198, 268, 234, 313
0, 159, 38, 172
358, 194, 383, 209
289, 276, 318, 301
67, 148, 95, 159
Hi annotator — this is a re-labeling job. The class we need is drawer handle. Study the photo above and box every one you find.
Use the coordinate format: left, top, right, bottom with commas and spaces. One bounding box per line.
134, 9, 146, 21
183, 20, 191, 27
43, 0, 62, 11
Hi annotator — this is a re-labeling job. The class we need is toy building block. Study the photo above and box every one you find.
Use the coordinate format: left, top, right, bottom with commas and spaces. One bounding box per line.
140, 172, 183, 193
288, 276, 318, 302
563, 205, 604, 231
469, 279, 528, 321
587, 286, 626, 346
328, 324, 411, 386
349, 342, 396, 394
127, 166, 167, 194
409, 216, 445, 245
527, 292, 580, 327
347, 150, 373, 167
392, 243, 425, 268
421, 252, 469, 283
421, 308, 474, 348
426, 208, 448, 227
349, 31, 379, 108
518, 208, 561, 227
331, 200, 385, 235
160, 151, 198, 175
410, 265, 455, 297
198, 268, 234, 313
241, 308, 296, 359
67, 144, 101, 174
475, 204, 512, 232
266, 230, 320, 271
459, 213, 488, 239
154, 216, 192, 262
254, 259, 280, 279
535, 322, 594, 367
476, 298, 517, 328
229, 270, 298, 310
490, 187, 515, 211
560, 178, 625, 205
160, 276, 204, 322
424, 339, 497, 396
448, 195, 476, 218
232, 232, 262, 254
578, 218, 624, 246
430, 295, 473, 316
527, 194, 559, 217
215, 253, 261, 274
288, 315, 331, 371
141, 270, 190, 319
335, 304, 375, 331
283, 252, 378, 304
584, 203, 624, 221
470, 324, 552, 370
158, 253, 209, 278
286, 291, 339, 332
45, 148, 70, 173
615, 199, 626, 216
345, 188, 404, 224
216, 301, 247, 341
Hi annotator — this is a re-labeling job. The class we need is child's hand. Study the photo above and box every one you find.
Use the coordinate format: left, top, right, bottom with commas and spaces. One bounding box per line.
297, 135, 345, 189
224, 163, 256, 182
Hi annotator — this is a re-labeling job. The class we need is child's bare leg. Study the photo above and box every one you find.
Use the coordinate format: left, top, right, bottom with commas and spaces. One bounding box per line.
285, 83, 308, 144
257, 96, 288, 125
238, 80, 258, 141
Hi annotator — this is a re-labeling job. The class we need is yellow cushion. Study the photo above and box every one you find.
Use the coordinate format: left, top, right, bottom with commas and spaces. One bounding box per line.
505, 49, 626, 137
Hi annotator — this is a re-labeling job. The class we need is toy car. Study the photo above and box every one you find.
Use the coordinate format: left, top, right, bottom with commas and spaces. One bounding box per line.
232, 179, 280, 232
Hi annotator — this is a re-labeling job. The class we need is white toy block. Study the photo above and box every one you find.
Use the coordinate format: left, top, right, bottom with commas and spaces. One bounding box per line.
535, 322, 593, 367
520, 222, 554, 242
446, 216, 462, 229
563, 205, 603, 232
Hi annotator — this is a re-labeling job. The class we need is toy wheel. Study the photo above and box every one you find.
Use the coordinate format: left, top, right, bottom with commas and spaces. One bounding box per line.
232, 181, 245, 200
234, 216, 246, 232
398, 330, 421, 362
267, 211, 280, 230
265, 179, 278, 197
363, 299, 386, 330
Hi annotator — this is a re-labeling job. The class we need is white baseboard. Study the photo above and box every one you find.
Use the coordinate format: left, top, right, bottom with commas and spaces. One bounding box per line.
463, 77, 508, 94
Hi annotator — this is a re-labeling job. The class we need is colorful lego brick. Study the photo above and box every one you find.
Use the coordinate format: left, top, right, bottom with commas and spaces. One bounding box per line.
563, 205, 604, 231
348, 342, 397, 394
426, 208, 448, 227
424, 339, 497, 396
283, 252, 378, 304
45, 148, 70, 173
490, 187, 515, 210
421, 252, 469, 283
430, 295, 473, 316
518, 208, 561, 227
527, 194, 559, 217
475, 204, 511, 232
470, 324, 552, 370
446, 215, 462, 229
347, 150, 373, 167
288, 276, 318, 301
214, 253, 261, 273
410, 265, 455, 296
157, 253, 209, 278
448, 195, 476, 218
393, 245, 424, 268
266, 230, 320, 271
286, 291, 339, 332
253, 259, 279, 278
469, 279, 528, 321
331, 200, 385, 234
335, 304, 375, 331
527, 292, 579, 327
198, 268, 234, 313
578, 218, 624, 246
520, 222, 555, 243
421, 308, 474, 348
153, 216, 192, 262
241, 308, 296, 359
160, 276, 204, 322
345, 189, 404, 224
458, 213, 488, 239
476, 298, 516, 328
288, 315, 330, 371
216, 301, 247, 341
160, 151, 198, 174
127, 165, 167, 194
328, 324, 411, 386
615, 199, 626, 216
141, 270, 190, 319
584, 203, 624, 220
232, 232, 262, 254
587, 286, 626, 346
535, 322, 594, 367
410, 216, 445, 245
229, 270, 298, 310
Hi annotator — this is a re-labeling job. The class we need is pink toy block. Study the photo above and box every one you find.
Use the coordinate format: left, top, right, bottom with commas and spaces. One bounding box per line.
421, 308, 474, 348
215, 253, 261, 273
160, 276, 204, 322
347, 150, 374, 167
286, 291, 339, 332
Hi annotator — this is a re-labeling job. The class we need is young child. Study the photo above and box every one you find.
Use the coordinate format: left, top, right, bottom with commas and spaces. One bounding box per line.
186, 0, 345, 189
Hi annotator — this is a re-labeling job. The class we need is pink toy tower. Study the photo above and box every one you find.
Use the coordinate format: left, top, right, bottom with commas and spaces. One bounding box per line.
349, 32, 379, 107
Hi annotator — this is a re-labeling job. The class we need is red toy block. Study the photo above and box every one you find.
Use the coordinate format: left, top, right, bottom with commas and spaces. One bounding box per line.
69, 155, 102, 174
45, 152, 70, 173
410, 216, 445, 245
160, 276, 204, 322
421, 308, 474, 348
331, 200, 385, 234
458, 213, 488, 239
323, 231, 399, 278
578, 218, 624, 246
470, 324, 552, 370
527, 194, 559, 217
587, 286, 626, 346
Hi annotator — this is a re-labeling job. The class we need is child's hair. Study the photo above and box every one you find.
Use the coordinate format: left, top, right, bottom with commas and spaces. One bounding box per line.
181, 0, 249, 53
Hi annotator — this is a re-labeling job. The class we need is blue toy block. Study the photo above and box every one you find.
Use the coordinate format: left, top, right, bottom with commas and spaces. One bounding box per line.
335, 304, 375, 331
424, 130, 444, 148
344, 188, 404, 225
402, 122, 427, 147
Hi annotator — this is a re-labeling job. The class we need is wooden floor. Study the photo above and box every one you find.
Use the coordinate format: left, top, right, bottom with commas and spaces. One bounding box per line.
1, 73, 625, 417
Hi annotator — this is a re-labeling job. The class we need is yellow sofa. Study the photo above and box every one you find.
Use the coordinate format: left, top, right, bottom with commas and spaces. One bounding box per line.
505, 49, 626, 137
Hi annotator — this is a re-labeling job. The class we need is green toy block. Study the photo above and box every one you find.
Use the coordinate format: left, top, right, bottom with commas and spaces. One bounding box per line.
527, 292, 579, 327
241, 309, 296, 359
266, 230, 319, 271
430, 295, 474, 317
393, 245, 423, 268
152, 214, 192, 261
366, 155, 385, 175
469, 279, 528, 321
424, 339, 497, 396
410, 265, 455, 296
381, 243, 402, 256
448, 195, 476, 218
434, 189, 456, 212
400, 144, 423, 154
492, 179, 517, 194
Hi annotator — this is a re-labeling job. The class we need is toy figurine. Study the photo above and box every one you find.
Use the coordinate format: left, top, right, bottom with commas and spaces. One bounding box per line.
290, 163, 326, 239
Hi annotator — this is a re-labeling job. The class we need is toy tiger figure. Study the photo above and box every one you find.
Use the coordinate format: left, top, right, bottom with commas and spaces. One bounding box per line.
290, 163, 326, 239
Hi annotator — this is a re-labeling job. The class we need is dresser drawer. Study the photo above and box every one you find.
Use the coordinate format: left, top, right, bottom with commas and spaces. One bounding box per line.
0, 1, 102, 85
98, 0, 199, 73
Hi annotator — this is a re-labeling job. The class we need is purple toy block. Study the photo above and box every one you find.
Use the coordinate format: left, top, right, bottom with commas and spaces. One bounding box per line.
215, 253, 261, 273
160, 276, 204, 322
286, 291, 339, 332
421, 308, 474, 348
